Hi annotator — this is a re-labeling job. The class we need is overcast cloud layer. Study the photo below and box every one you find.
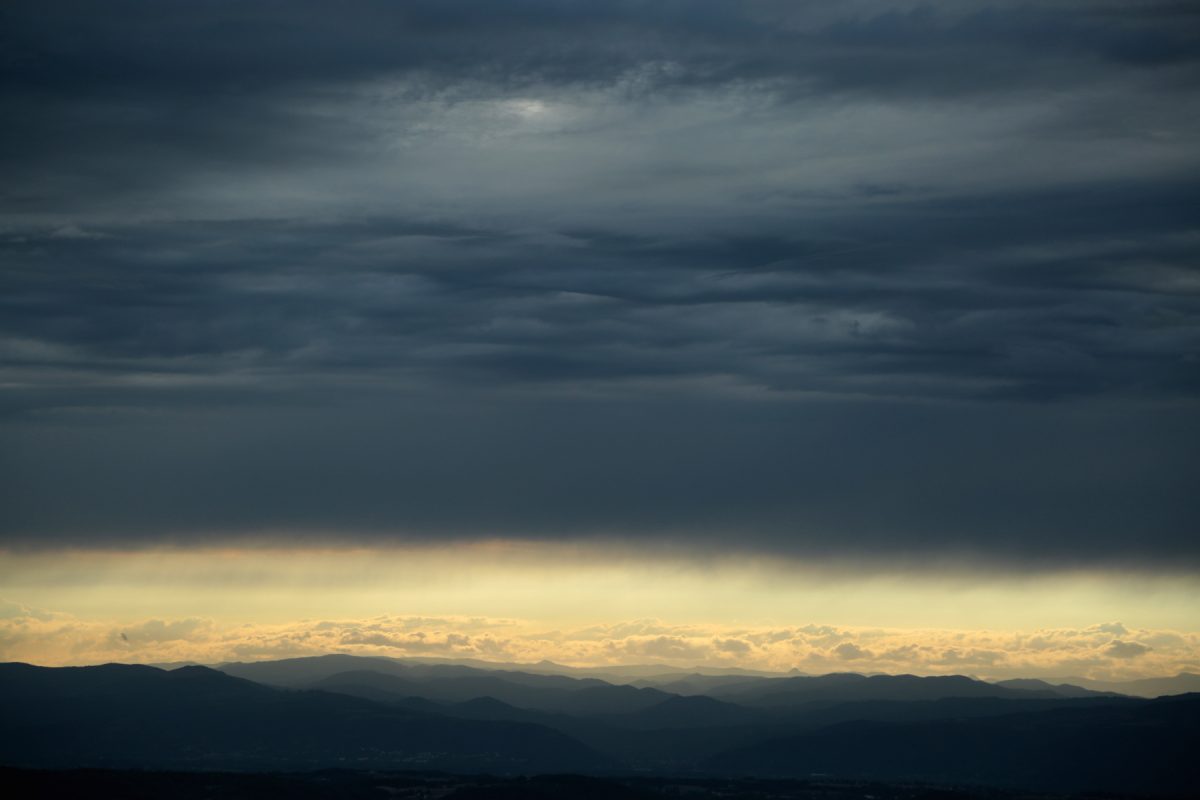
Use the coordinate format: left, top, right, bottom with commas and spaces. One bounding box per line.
1, 1, 1198, 565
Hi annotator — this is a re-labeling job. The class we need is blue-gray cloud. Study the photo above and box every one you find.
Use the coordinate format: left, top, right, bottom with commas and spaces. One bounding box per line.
1, 1, 1198, 565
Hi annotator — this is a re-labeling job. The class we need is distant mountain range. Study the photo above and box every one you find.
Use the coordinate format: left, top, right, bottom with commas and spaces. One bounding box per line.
993, 677, 1121, 697
2, 656, 1197, 795
216, 653, 1200, 699
1049, 672, 1200, 698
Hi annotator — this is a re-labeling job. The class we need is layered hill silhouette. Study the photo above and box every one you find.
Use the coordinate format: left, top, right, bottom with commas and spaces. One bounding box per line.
302, 666, 673, 715
2, 655, 1198, 796
703, 671, 1055, 706
1052, 671, 1200, 698
993, 677, 1120, 697
0, 662, 606, 773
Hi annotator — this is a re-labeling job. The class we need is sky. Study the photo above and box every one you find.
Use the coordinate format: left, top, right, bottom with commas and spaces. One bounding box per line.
1, 0, 1198, 677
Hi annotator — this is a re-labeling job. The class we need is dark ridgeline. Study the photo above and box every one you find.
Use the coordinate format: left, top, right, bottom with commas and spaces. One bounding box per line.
1, 657, 1198, 797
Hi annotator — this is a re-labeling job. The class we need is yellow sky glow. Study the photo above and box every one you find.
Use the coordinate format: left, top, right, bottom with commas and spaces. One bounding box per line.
1, 543, 1197, 678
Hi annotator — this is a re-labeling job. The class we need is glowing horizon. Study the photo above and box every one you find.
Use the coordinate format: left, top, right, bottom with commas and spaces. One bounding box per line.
3, 543, 1197, 680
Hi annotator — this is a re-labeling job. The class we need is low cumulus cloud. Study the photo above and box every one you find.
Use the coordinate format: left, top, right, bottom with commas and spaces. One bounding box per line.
1105, 640, 1153, 659
106, 618, 214, 647
1, 603, 1197, 681
833, 642, 872, 661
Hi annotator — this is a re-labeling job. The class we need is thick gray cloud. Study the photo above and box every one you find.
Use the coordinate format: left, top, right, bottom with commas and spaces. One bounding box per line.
1, 1, 1198, 565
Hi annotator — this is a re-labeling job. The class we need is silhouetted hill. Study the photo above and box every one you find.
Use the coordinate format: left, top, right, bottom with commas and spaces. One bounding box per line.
1054, 672, 1200, 698
993, 678, 1119, 698
220, 655, 787, 688
451, 695, 553, 722
218, 654, 415, 686
775, 694, 1137, 730
0, 662, 608, 773
629, 673, 775, 695
601, 694, 770, 729
310, 682, 575, 729
306, 668, 434, 698
302, 669, 779, 769
309, 667, 1045, 715
220, 654, 615, 692
707, 693, 1200, 795
305, 668, 670, 714
707, 672, 1044, 707
558, 684, 673, 715
556, 695, 1142, 772
519, 662, 784, 682
303, 675, 448, 713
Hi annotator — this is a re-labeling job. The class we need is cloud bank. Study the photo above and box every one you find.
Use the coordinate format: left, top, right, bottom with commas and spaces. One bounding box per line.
1, 601, 1195, 682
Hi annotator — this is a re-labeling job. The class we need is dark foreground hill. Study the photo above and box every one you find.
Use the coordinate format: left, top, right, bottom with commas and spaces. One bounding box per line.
708, 693, 1200, 796
0, 767, 1105, 800
0, 662, 606, 773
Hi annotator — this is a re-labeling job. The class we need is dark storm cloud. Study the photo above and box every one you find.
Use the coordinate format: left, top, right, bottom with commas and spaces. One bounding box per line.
4, 0, 1198, 212
1, 1, 1198, 565
4, 181, 1194, 402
